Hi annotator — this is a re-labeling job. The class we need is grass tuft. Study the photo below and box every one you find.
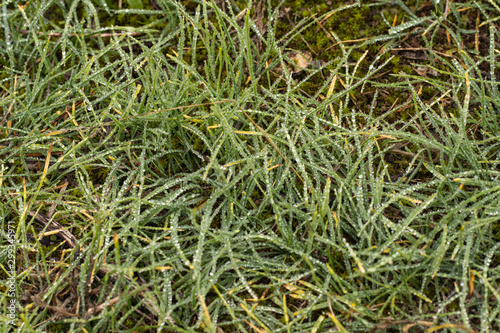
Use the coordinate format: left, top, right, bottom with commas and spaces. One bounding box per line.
1, 0, 499, 331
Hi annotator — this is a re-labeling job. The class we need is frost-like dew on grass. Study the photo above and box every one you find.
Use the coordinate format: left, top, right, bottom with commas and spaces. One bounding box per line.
2, 0, 499, 331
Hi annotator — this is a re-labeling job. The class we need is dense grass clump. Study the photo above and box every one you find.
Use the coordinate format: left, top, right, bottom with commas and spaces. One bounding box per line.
1, 0, 499, 331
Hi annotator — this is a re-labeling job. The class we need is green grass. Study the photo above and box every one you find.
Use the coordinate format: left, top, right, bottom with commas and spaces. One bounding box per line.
1, 0, 500, 331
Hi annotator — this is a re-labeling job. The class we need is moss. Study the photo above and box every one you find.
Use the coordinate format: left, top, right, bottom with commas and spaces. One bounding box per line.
420, 85, 435, 100
390, 56, 400, 71
38, 242, 65, 258
124, 317, 136, 328
46, 323, 71, 333
192, 138, 205, 151
70, 188, 85, 198
84, 166, 110, 186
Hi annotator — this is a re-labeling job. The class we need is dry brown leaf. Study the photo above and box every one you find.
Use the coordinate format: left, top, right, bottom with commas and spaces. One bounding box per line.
274, 51, 312, 75
289, 51, 312, 73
